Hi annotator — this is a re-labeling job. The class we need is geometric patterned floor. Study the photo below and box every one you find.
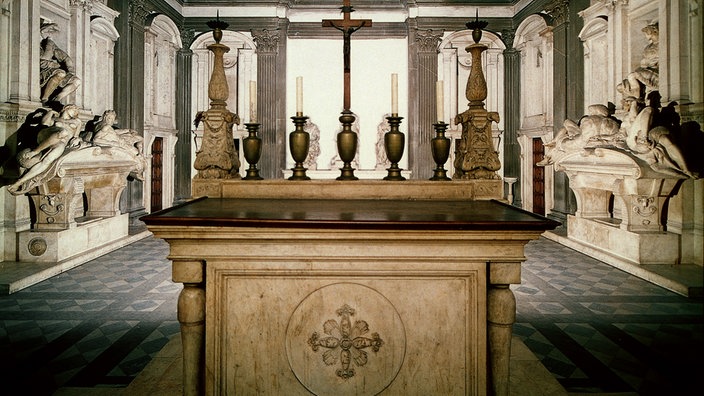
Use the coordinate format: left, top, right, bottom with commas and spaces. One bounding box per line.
0, 236, 702, 394
515, 238, 704, 395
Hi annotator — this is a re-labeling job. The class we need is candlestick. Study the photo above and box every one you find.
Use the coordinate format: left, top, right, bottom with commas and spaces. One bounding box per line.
296, 76, 303, 115
436, 81, 444, 123
391, 73, 398, 115
249, 81, 257, 123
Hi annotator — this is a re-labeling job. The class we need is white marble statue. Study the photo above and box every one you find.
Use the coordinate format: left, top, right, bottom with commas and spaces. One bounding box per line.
304, 119, 320, 170
8, 105, 86, 194
39, 22, 81, 104
617, 22, 659, 102
92, 110, 146, 180
375, 115, 390, 170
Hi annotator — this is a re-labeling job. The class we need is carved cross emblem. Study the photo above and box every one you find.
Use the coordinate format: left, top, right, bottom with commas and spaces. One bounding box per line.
308, 304, 384, 379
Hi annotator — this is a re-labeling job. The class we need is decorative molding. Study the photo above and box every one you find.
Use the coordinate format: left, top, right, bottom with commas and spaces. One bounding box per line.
252, 28, 280, 54
0, 109, 21, 122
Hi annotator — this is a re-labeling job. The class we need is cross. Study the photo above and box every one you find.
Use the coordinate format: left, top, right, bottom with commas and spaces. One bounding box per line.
322, 0, 372, 112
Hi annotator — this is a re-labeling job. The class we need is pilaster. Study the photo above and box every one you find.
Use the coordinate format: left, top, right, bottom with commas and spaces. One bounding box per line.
252, 23, 287, 179
174, 27, 194, 205
545, 0, 588, 222
113, 0, 149, 223
409, 28, 442, 180
502, 29, 521, 206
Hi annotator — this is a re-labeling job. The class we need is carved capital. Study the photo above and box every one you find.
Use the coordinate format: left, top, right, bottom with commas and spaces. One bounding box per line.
605, 0, 630, 11
129, 0, 151, 26
252, 29, 280, 54
180, 27, 196, 49
415, 29, 443, 53
501, 29, 516, 48
545, 0, 570, 26
69, 0, 93, 13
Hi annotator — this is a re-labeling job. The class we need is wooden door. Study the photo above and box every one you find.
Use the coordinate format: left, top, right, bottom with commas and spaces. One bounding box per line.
151, 137, 163, 212
532, 138, 545, 216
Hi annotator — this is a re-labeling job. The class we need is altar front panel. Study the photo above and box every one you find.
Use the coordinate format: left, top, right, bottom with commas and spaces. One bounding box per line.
206, 259, 486, 395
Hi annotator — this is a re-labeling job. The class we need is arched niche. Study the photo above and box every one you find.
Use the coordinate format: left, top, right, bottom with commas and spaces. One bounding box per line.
438, 29, 506, 178
89, 17, 119, 116
513, 14, 554, 215
579, 16, 609, 112
143, 13, 181, 213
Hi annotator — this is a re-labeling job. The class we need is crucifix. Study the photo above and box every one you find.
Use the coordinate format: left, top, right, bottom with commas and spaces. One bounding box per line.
322, 0, 372, 112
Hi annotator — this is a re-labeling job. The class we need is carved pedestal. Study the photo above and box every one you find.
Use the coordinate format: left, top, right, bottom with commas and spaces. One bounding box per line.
558, 148, 686, 264
17, 147, 137, 262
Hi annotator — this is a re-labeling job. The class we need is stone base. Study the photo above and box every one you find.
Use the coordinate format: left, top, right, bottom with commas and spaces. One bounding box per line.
18, 214, 129, 262
567, 215, 680, 264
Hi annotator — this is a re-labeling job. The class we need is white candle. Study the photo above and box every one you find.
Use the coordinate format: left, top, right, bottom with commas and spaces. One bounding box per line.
249, 81, 257, 123
296, 76, 303, 114
391, 73, 398, 115
436, 80, 444, 123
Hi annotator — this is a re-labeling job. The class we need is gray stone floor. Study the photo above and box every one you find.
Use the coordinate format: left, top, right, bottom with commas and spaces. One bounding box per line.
0, 236, 702, 395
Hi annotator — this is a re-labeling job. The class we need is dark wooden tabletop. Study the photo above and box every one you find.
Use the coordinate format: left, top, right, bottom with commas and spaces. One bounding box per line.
141, 197, 560, 231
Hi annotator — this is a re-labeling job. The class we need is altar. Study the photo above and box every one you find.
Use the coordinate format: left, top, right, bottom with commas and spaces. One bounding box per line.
141, 181, 558, 395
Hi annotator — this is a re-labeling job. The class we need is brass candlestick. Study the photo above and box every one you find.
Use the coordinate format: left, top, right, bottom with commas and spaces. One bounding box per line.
289, 114, 311, 180
383, 115, 406, 181
336, 111, 358, 180
243, 123, 263, 180
430, 122, 451, 181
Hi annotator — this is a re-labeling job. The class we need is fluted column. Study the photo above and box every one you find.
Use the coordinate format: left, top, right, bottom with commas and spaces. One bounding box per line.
410, 28, 443, 180
174, 28, 194, 205
252, 23, 287, 179
502, 29, 521, 206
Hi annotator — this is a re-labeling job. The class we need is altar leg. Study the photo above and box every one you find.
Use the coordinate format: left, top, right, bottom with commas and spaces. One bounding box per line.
173, 260, 205, 396
488, 261, 521, 396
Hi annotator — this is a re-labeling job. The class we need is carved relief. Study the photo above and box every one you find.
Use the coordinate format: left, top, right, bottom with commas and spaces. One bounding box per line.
27, 238, 47, 257
308, 303, 384, 379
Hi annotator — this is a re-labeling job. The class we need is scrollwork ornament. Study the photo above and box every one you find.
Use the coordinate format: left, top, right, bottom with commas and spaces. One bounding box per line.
252, 29, 280, 54
415, 29, 443, 52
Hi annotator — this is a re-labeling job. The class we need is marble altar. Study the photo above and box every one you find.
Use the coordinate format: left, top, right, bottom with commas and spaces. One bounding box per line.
142, 182, 559, 396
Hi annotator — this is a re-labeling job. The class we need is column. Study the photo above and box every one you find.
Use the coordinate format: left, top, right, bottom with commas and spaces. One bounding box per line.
67, 0, 90, 109
252, 23, 287, 179
174, 28, 194, 205
7, 0, 40, 103
502, 29, 522, 206
113, 0, 149, 223
410, 27, 443, 180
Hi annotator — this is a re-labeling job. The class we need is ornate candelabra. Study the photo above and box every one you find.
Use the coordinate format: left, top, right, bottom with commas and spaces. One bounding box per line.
383, 115, 406, 181
243, 123, 263, 180
336, 111, 358, 180
289, 114, 311, 180
430, 122, 451, 181
453, 12, 501, 180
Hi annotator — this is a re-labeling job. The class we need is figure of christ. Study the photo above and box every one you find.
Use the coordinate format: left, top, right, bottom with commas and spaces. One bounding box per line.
322, 0, 372, 112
